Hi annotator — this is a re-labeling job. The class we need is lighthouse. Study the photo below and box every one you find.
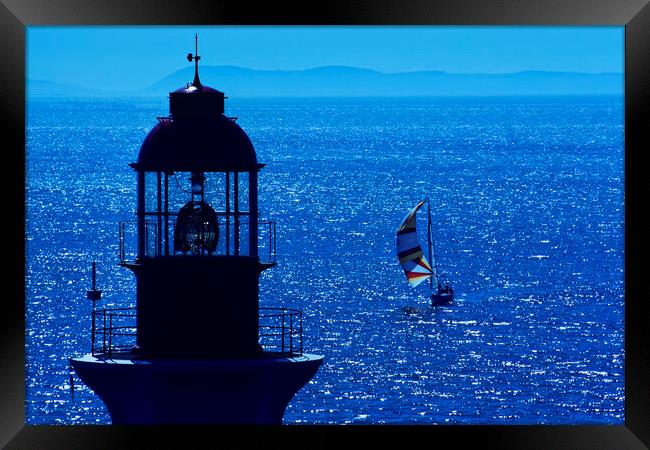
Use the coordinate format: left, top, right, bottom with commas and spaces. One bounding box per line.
70, 36, 323, 424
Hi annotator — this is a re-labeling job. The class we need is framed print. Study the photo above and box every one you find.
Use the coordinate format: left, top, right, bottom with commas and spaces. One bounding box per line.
3, 0, 649, 448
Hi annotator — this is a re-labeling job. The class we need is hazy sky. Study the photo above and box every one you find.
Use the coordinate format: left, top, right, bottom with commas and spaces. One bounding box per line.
27, 26, 624, 91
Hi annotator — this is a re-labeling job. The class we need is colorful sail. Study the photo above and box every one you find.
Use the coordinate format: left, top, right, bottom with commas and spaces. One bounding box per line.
396, 200, 433, 287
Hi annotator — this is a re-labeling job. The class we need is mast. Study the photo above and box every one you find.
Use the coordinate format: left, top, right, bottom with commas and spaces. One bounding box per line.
427, 197, 433, 291
427, 197, 441, 291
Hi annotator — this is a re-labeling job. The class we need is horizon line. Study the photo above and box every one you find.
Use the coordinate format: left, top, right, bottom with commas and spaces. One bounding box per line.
28, 65, 625, 95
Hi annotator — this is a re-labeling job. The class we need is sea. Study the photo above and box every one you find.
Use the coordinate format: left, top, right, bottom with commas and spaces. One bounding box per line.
25, 95, 624, 425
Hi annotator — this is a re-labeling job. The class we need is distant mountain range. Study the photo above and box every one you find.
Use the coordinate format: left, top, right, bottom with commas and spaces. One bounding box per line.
28, 65, 624, 98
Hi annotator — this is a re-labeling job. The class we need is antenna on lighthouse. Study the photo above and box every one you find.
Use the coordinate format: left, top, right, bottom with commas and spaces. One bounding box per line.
87, 261, 102, 313
86, 261, 102, 351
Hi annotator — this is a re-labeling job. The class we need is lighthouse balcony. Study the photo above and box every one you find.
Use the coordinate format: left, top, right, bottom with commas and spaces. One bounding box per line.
90, 306, 304, 358
118, 217, 277, 265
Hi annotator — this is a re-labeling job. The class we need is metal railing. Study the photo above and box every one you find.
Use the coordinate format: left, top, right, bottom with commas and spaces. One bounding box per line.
90, 306, 302, 357
258, 308, 303, 355
91, 307, 137, 357
118, 217, 276, 264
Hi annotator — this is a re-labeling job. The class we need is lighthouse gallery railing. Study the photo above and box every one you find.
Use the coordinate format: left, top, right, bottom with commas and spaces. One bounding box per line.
91, 307, 303, 357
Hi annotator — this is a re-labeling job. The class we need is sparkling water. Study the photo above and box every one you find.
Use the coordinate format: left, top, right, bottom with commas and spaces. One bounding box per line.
25, 95, 624, 424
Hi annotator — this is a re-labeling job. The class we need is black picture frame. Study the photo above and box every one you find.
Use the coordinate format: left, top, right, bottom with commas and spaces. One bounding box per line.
3, 0, 648, 448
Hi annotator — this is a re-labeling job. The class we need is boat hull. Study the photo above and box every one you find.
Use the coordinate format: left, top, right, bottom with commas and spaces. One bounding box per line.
431, 292, 454, 306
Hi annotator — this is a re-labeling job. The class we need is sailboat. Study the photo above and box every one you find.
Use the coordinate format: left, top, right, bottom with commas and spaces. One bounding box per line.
396, 198, 454, 306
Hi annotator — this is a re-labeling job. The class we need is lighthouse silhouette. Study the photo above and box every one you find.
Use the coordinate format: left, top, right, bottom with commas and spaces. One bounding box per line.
70, 36, 323, 424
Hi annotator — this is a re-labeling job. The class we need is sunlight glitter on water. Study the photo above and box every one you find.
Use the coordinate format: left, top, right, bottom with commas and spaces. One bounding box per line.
26, 96, 624, 425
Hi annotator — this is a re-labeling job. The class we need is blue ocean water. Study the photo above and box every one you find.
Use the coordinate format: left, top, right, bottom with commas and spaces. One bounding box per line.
25, 95, 624, 425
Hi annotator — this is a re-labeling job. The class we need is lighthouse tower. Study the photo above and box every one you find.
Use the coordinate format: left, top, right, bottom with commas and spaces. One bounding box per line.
70, 37, 323, 424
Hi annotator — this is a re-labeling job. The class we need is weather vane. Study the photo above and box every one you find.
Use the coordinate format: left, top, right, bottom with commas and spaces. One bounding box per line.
186, 33, 202, 87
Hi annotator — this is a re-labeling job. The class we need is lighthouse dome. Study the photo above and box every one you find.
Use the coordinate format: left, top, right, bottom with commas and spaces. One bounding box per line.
136, 113, 258, 172
135, 34, 257, 173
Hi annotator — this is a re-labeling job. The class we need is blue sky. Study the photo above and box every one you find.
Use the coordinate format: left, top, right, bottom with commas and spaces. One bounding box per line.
27, 26, 624, 91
